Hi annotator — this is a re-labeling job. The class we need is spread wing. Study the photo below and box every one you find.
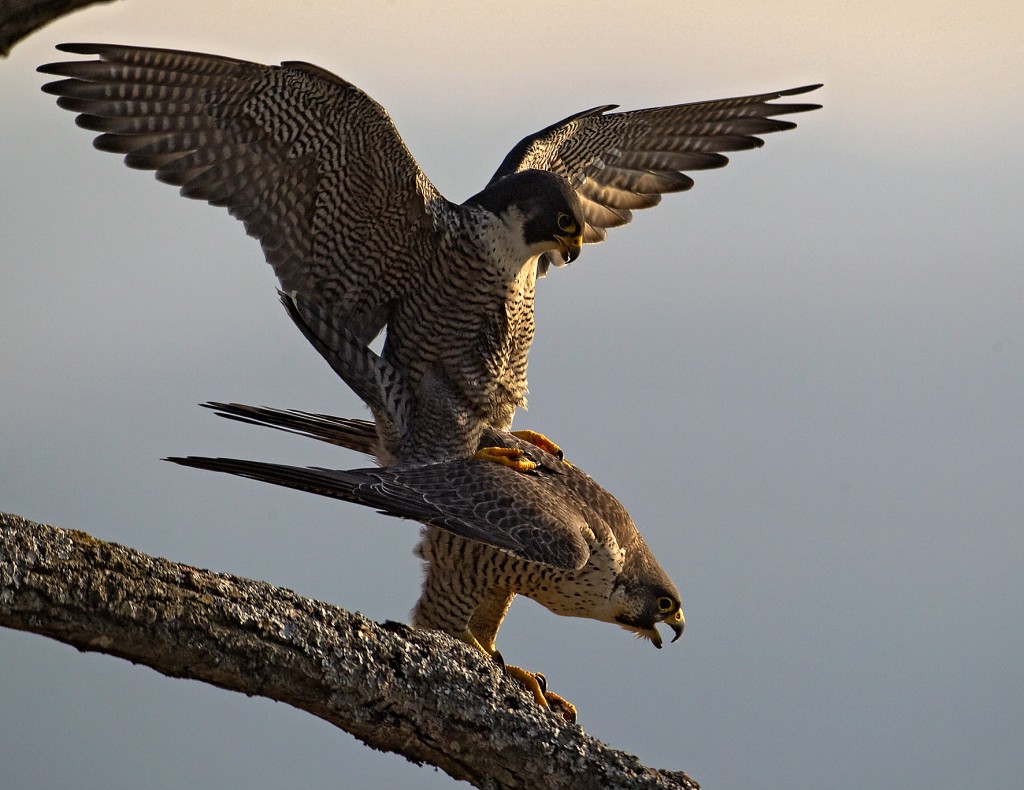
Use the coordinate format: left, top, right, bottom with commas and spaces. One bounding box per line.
167, 455, 592, 571
489, 84, 822, 248
38, 43, 448, 343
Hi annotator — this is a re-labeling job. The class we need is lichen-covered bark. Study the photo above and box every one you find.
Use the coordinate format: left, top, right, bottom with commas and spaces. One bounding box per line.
0, 0, 120, 56
0, 511, 697, 789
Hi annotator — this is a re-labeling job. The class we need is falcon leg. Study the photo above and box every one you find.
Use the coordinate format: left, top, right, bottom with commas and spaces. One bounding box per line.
463, 632, 578, 718
463, 637, 546, 707
510, 429, 564, 461
416, 540, 574, 717
472, 445, 536, 473
468, 587, 576, 720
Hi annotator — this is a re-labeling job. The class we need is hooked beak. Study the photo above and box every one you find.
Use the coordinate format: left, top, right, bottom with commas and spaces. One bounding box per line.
667, 608, 685, 643
625, 607, 684, 649
555, 232, 583, 264
648, 608, 685, 650
616, 604, 684, 649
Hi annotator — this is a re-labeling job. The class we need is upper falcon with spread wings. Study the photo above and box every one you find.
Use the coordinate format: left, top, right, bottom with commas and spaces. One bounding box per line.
39, 43, 820, 461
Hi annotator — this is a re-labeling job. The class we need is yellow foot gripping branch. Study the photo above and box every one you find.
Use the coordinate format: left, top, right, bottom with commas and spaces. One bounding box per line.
505, 665, 577, 723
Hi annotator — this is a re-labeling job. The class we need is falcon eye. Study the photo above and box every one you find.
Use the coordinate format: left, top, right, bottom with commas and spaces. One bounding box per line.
556, 212, 577, 233
656, 596, 675, 614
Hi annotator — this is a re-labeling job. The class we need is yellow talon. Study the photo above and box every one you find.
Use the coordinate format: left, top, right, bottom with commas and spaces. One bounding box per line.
462, 632, 577, 720
542, 689, 578, 723
504, 665, 578, 721
504, 664, 549, 708
511, 429, 563, 461
473, 445, 536, 473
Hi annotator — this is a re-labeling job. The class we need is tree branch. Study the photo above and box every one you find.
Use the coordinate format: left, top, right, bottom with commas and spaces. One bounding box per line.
0, 511, 697, 789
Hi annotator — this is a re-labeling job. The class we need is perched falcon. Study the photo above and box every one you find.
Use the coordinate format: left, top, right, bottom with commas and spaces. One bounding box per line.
168, 294, 684, 713
169, 411, 684, 651
39, 43, 820, 464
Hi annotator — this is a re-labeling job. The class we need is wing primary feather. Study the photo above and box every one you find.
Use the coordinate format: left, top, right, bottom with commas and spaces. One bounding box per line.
488, 83, 821, 244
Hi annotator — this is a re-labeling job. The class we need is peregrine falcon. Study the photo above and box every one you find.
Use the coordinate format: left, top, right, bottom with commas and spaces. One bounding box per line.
169, 412, 684, 650
39, 43, 820, 464
168, 294, 684, 713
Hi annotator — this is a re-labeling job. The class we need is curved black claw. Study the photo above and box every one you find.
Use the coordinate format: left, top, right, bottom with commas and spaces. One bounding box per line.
510, 429, 564, 462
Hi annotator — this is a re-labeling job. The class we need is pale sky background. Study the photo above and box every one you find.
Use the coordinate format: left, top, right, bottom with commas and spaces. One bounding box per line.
2, 2, 1022, 788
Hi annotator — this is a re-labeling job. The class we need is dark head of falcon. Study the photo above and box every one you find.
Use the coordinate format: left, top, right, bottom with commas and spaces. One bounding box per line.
466, 169, 585, 266
611, 556, 685, 649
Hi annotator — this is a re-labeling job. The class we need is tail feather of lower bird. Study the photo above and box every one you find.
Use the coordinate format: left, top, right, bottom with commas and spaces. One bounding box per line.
167, 454, 380, 503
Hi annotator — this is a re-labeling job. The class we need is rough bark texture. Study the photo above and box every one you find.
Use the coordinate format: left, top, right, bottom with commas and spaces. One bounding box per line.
0, 0, 119, 56
0, 511, 698, 789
